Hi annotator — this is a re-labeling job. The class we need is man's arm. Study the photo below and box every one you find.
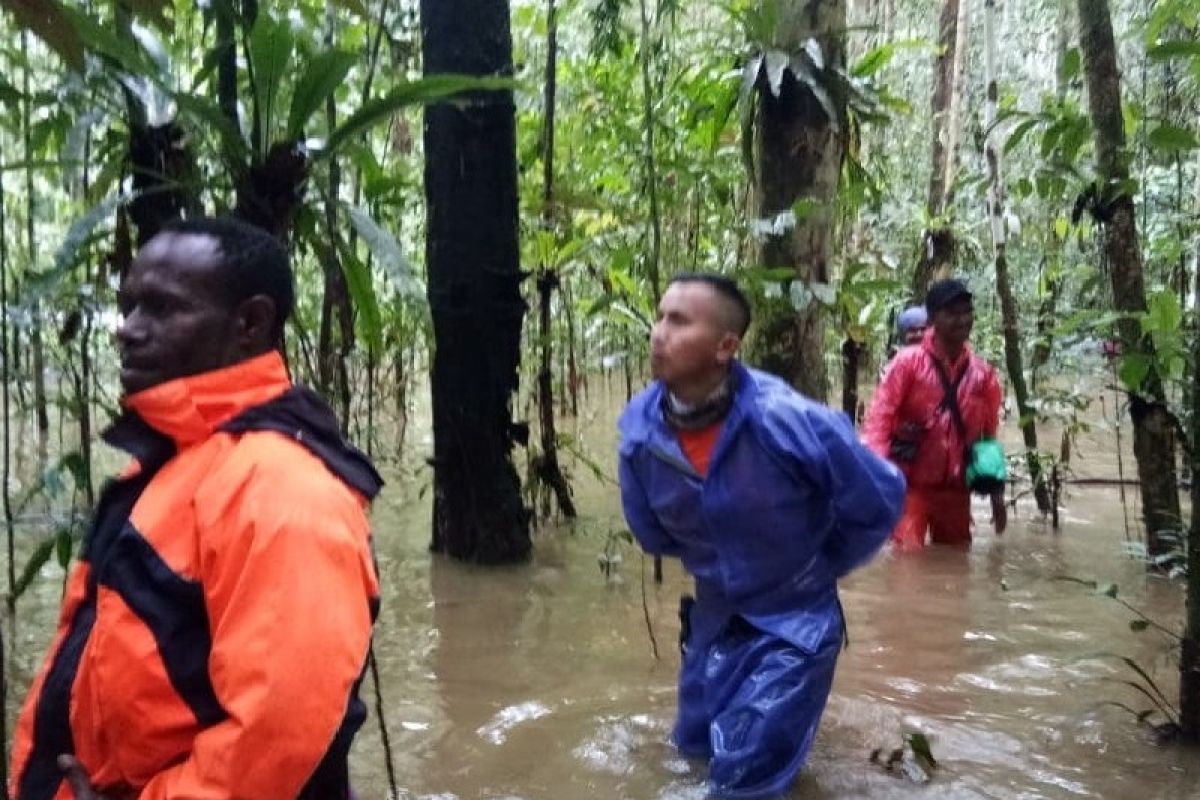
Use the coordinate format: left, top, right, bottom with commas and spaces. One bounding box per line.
139, 470, 377, 800
765, 402, 906, 578
861, 353, 912, 459
618, 445, 681, 558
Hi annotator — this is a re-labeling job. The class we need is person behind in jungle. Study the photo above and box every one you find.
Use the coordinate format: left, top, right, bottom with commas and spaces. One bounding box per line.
897, 305, 928, 346
11, 217, 383, 800
862, 277, 1007, 551
617, 273, 905, 798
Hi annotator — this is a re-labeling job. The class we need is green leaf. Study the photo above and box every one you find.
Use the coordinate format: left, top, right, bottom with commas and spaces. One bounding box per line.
1118, 353, 1151, 391
0, 77, 23, 108
286, 49, 356, 140
1130, 619, 1151, 632
173, 93, 249, 164
12, 536, 57, 602
62, 7, 156, 76
1146, 40, 1200, 60
1147, 124, 1199, 152
338, 244, 384, 353
1059, 47, 1081, 82
0, 0, 85, 72
55, 526, 75, 569
1003, 118, 1038, 156
321, 74, 516, 157
1054, 216, 1069, 240
331, 0, 369, 19
29, 195, 124, 299
344, 204, 424, 300
249, 13, 295, 152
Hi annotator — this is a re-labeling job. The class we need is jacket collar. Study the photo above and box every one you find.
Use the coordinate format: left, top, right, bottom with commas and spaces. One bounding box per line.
638, 361, 753, 464
117, 351, 291, 448
921, 328, 972, 373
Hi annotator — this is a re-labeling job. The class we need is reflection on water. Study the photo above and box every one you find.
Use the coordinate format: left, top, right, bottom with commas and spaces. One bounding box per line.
5, 380, 1199, 799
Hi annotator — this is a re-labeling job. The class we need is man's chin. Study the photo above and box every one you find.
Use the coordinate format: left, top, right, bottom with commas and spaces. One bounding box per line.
119, 367, 162, 396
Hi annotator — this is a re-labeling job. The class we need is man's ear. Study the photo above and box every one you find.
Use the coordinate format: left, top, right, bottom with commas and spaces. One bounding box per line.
237, 294, 279, 352
715, 331, 741, 365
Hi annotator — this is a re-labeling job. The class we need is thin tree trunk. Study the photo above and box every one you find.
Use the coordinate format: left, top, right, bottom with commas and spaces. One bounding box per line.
532, 0, 575, 519
1, 149, 14, 613
638, 0, 663, 302
747, 0, 847, 402
912, 0, 968, 299
1031, 0, 1073, 388
984, 0, 1049, 513
21, 31, 48, 456
841, 337, 861, 419
1078, 0, 1181, 557
422, 0, 531, 562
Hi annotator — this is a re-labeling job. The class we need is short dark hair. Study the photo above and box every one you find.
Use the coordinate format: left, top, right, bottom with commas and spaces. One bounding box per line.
160, 216, 295, 338
668, 272, 752, 336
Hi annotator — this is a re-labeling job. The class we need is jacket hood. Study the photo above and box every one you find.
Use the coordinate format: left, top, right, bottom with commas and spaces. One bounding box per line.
119, 351, 291, 448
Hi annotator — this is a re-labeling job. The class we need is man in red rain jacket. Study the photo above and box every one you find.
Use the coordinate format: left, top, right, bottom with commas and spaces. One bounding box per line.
863, 279, 1007, 550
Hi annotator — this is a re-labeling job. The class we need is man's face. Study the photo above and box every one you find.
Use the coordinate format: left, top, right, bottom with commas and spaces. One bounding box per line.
931, 297, 974, 347
116, 232, 243, 395
650, 282, 736, 389
903, 325, 927, 345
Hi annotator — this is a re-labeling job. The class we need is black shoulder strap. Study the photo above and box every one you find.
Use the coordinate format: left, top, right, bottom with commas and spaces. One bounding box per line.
930, 354, 969, 440
219, 386, 385, 500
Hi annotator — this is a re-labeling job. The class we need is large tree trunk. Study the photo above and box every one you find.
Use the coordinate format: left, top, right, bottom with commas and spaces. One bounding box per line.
1183, 155, 1200, 741
422, 0, 531, 563
984, 0, 1050, 514
747, 0, 847, 402
1078, 0, 1181, 557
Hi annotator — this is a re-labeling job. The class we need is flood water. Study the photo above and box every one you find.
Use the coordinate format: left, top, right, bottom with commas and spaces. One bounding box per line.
5, 377, 1200, 799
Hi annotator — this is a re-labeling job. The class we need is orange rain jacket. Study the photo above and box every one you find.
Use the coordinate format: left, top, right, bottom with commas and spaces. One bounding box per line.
10, 352, 383, 800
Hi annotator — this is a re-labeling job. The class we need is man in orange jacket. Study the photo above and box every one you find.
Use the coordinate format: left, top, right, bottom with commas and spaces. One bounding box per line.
10, 217, 383, 800
863, 278, 1006, 550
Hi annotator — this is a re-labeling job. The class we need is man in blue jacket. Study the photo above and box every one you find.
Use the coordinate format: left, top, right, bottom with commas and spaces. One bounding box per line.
618, 274, 905, 798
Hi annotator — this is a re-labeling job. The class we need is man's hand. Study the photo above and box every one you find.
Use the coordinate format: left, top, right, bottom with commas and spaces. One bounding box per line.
58, 755, 112, 800
990, 491, 1007, 534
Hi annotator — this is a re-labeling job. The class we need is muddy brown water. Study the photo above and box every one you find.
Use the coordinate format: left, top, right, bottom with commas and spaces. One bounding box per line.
5, 378, 1199, 799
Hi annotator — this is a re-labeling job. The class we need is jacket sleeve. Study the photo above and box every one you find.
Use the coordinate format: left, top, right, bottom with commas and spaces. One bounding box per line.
861, 352, 911, 459
618, 443, 681, 557
138, 454, 378, 800
981, 362, 1003, 438
764, 401, 906, 578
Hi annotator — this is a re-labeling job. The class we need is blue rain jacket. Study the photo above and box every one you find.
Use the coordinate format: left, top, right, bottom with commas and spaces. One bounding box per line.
618, 363, 905, 798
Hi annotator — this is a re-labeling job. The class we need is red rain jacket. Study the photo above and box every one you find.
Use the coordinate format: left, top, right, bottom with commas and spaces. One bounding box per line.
11, 352, 382, 800
863, 329, 1002, 491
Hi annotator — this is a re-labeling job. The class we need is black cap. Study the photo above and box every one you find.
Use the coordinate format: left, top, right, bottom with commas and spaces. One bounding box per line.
925, 278, 973, 313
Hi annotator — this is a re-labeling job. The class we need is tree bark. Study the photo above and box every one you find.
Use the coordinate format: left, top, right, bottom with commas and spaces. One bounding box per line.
1077, 0, 1181, 556
1183, 157, 1200, 741
21, 31, 48, 454
984, 0, 1049, 513
534, 0, 576, 519
638, 0, 662, 302
912, 0, 968, 300
422, 0, 531, 562
747, 0, 847, 402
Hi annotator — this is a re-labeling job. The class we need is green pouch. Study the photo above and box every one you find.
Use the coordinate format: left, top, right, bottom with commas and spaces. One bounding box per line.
966, 438, 1007, 495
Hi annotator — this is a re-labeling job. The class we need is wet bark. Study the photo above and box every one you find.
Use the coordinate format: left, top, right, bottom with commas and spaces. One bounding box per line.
422, 0, 531, 563
1078, 0, 1181, 556
747, 0, 847, 402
